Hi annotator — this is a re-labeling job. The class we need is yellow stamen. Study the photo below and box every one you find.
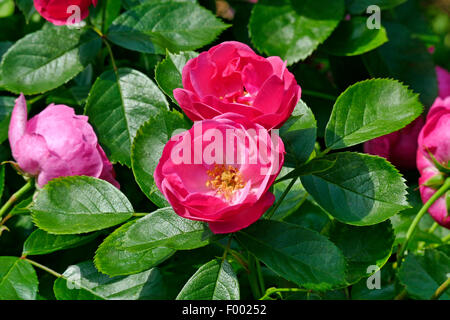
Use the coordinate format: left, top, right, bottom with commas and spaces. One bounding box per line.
205, 164, 245, 200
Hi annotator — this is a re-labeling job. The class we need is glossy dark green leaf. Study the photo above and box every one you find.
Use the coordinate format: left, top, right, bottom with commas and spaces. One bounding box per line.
398, 246, 450, 300
95, 218, 175, 277
118, 207, 215, 251
283, 199, 331, 234
31, 176, 134, 234
280, 100, 317, 167
345, 0, 406, 14
131, 110, 191, 207
329, 221, 395, 283
85, 68, 169, 166
249, 0, 345, 64
362, 22, 437, 107
54, 261, 166, 300
0, 25, 101, 94
325, 79, 423, 149
0, 165, 4, 201
176, 259, 239, 300
89, 0, 122, 33
16, 0, 35, 22
108, 2, 229, 54
0, 256, 38, 300
322, 17, 388, 56
22, 229, 99, 256
155, 51, 198, 103
122, 0, 196, 10
237, 220, 346, 290
301, 152, 409, 226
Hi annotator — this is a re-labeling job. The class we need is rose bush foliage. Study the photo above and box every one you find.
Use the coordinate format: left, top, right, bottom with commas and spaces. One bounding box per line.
0, 0, 449, 301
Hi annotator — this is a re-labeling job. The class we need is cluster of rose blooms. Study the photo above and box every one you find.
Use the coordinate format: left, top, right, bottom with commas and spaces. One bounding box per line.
8, 0, 449, 233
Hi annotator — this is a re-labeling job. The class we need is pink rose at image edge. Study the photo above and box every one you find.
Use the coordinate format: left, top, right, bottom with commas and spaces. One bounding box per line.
154, 113, 285, 234
33, 0, 97, 26
173, 41, 301, 130
417, 97, 450, 228
8, 93, 119, 189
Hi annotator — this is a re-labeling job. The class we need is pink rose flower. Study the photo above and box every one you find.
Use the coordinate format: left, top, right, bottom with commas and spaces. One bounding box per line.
173, 41, 301, 130
417, 97, 450, 228
437, 66, 450, 99
363, 117, 424, 170
154, 113, 285, 234
9, 94, 119, 188
34, 0, 97, 26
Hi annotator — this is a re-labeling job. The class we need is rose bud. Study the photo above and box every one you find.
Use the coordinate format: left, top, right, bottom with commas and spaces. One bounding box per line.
154, 113, 285, 234
174, 41, 301, 130
34, 0, 97, 26
417, 97, 450, 228
363, 117, 425, 170
437, 66, 450, 99
8, 94, 119, 188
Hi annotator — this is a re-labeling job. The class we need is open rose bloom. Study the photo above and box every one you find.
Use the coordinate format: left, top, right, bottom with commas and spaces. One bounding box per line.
174, 41, 301, 130
154, 113, 284, 234
9, 94, 119, 188
34, 0, 97, 25
417, 97, 450, 228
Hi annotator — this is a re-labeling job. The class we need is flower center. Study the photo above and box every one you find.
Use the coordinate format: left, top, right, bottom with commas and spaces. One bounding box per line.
206, 164, 245, 200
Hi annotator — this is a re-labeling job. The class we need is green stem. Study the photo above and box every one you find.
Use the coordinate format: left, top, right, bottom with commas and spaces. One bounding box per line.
0, 179, 34, 219
24, 258, 62, 279
431, 277, 450, 300
398, 178, 450, 262
260, 287, 308, 300
443, 234, 450, 243
301, 90, 336, 101
265, 177, 297, 220
103, 38, 118, 72
428, 222, 439, 234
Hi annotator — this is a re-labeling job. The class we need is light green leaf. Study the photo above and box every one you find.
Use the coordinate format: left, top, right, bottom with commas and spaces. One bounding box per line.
0, 25, 101, 94
0, 256, 38, 300
31, 176, 134, 234
176, 259, 239, 300
23, 229, 99, 256
85, 68, 169, 166
237, 220, 346, 290
325, 79, 423, 149
118, 207, 216, 251
107, 1, 229, 54
54, 261, 166, 300
249, 0, 345, 64
131, 110, 191, 207
322, 17, 388, 56
155, 51, 198, 103
301, 152, 409, 226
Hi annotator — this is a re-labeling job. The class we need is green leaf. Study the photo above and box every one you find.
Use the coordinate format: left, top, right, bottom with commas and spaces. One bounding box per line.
31, 176, 134, 234
16, 0, 35, 22
95, 215, 175, 277
325, 79, 423, 149
122, 0, 196, 10
280, 100, 317, 167
118, 207, 216, 251
0, 25, 101, 94
346, 0, 407, 14
362, 22, 438, 107
23, 229, 99, 256
131, 110, 191, 207
301, 152, 409, 226
89, 0, 122, 33
329, 221, 395, 284
0, 256, 38, 300
176, 259, 239, 300
107, 2, 229, 54
249, 0, 345, 64
284, 199, 331, 233
322, 18, 388, 56
85, 68, 169, 166
236, 220, 346, 290
398, 246, 450, 300
155, 51, 198, 103
54, 261, 166, 300
0, 165, 4, 201
0, 0, 14, 18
